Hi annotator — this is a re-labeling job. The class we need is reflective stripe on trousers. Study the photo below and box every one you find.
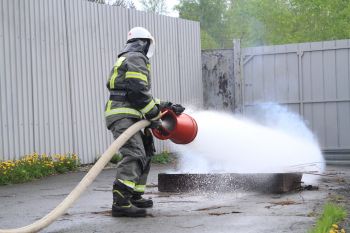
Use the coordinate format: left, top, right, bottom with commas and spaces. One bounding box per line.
134, 185, 146, 193
118, 179, 136, 189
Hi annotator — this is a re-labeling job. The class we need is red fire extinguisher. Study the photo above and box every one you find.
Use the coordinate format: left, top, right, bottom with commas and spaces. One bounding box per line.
151, 109, 198, 144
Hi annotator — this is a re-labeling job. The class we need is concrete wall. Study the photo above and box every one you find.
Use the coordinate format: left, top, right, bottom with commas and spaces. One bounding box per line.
202, 49, 235, 111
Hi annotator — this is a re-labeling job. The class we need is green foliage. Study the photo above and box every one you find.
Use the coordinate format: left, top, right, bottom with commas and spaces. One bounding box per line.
176, 0, 350, 48
87, 0, 135, 8
226, 0, 290, 46
308, 202, 347, 233
176, 0, 229, 48
201, 29, 219, 49
0, 153, 79, 185
151, 151, 173, 164
87, 0, 105, 3
140, 0, 168, 14
228, 0, 350, 47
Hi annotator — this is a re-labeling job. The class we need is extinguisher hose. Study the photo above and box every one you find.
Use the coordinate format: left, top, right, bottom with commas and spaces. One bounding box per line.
0, 119, 151, 233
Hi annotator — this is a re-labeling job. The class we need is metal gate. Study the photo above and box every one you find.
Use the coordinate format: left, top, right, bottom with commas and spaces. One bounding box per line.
241, 39, 350, 161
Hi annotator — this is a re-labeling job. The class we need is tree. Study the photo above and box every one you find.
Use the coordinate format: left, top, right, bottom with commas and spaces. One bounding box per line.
227, 0, 350, 47
289, 0, 350, 42
201, 29, 219, 49
111, 0, 135, 8
88, 0, 106, 3
87, 0, 136, 9
225, 0, 295, 46
176, 0, 350, 48
140, 0, 168, 15
175, 0, 229, 49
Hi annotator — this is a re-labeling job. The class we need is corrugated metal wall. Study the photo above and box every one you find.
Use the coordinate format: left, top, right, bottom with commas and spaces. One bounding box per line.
242, 39, 350, 160
0, 0, 202, 163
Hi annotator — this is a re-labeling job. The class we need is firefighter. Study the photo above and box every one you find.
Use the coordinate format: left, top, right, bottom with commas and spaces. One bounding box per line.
105, 27, 185, 217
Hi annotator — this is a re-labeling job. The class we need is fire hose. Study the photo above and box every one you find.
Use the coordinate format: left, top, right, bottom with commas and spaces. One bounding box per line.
0, 119, 151, 233
0, 110, 197, 233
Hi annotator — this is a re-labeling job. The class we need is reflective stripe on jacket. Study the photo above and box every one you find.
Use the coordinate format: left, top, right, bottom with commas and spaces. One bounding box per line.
105, 51, 158, 128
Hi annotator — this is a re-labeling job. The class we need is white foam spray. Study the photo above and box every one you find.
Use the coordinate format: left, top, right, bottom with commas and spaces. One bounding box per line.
171, 104, 325, 184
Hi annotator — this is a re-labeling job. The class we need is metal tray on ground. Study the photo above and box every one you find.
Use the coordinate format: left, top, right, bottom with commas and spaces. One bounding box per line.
158, 173, 303, 194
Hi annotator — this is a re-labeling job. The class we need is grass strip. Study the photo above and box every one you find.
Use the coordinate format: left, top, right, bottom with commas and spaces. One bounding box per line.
151, 151, 173, 164
0, 153, 79, 185
309, 202, 347, 233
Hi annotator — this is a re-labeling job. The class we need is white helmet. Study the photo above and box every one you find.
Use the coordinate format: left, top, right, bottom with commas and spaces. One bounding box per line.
127, 27, 155, 58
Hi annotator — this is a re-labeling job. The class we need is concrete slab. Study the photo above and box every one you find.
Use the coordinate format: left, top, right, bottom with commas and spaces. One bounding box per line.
158, 172, 302, 193
0, 164, 348, 233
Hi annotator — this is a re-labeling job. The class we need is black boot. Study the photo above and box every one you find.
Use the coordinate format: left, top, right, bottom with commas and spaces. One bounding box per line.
112, 184, 146, 217
131, 193, 153, 208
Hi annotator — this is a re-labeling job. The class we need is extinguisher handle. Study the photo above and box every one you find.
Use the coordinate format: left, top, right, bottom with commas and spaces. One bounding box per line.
150, 110, 167, 121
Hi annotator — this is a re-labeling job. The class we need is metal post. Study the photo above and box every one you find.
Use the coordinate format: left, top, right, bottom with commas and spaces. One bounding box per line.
297, 50, 304, 117
233, 39, 243, 113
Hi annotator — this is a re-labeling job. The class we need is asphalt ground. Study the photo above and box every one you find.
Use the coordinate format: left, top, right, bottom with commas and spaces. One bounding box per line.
0, 164, 349, 233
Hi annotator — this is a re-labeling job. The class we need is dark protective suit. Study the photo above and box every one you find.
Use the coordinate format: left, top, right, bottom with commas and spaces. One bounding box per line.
105, 40, 160, 195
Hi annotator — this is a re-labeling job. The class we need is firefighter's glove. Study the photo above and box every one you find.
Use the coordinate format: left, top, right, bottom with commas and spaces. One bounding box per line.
148, 120, 162, 129
144, 105, 160, 120
159, 101, 173, 111
171, 104, 185, 115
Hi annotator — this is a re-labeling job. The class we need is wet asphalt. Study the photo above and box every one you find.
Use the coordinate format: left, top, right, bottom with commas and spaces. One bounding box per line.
0, 164, 349, 233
